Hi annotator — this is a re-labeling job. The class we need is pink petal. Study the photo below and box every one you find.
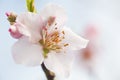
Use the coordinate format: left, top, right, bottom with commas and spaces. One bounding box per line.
9, 25, 22, 39
61, 27, 89, 50
40, 4, 67, 30
44, 51, 75, 78
12, 37, 44, 66
16, 12, 44, 43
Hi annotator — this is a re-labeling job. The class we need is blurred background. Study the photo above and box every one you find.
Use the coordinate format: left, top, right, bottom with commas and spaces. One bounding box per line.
0, 0, 120, 80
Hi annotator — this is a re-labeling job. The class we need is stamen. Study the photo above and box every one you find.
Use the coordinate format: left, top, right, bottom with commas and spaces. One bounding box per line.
55, 27, 57, 30
42, 26, 48, 44
40, 16, 69, 55
62, 31, 65, 34
64, 44, 69, 47
47, 16, 55, 26
55, 23, 57, 26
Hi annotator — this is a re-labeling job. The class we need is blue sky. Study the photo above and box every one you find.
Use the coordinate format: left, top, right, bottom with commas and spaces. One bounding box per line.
0, 0, 120, 80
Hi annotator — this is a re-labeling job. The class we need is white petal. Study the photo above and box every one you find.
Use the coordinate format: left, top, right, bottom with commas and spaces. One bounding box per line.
54, 76, 69, 80
44, 51, 75, 78
16, 12, 43, 43
12, 37, 44, 66
40, 4, 67, 28
62, 27, 89, 50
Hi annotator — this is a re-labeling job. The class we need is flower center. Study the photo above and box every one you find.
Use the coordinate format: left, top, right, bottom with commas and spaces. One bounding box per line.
39, 16, 69, 57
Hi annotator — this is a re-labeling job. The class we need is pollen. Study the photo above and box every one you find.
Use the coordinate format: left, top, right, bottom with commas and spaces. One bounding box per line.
62, 31, 65, 34
64, 43, 69, 47
55, 27, 57, 29
40, 16, 69, 55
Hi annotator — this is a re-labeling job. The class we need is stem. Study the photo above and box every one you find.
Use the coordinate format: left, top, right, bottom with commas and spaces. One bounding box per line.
26, 0, 37, 13
41, 63, 55, 80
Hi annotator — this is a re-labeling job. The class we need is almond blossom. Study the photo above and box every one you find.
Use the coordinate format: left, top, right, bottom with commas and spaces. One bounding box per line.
80, 24, 100, 79
7, 4, 88, 78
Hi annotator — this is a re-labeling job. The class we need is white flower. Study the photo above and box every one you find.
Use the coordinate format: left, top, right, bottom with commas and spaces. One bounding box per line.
10, 4, 89, 78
